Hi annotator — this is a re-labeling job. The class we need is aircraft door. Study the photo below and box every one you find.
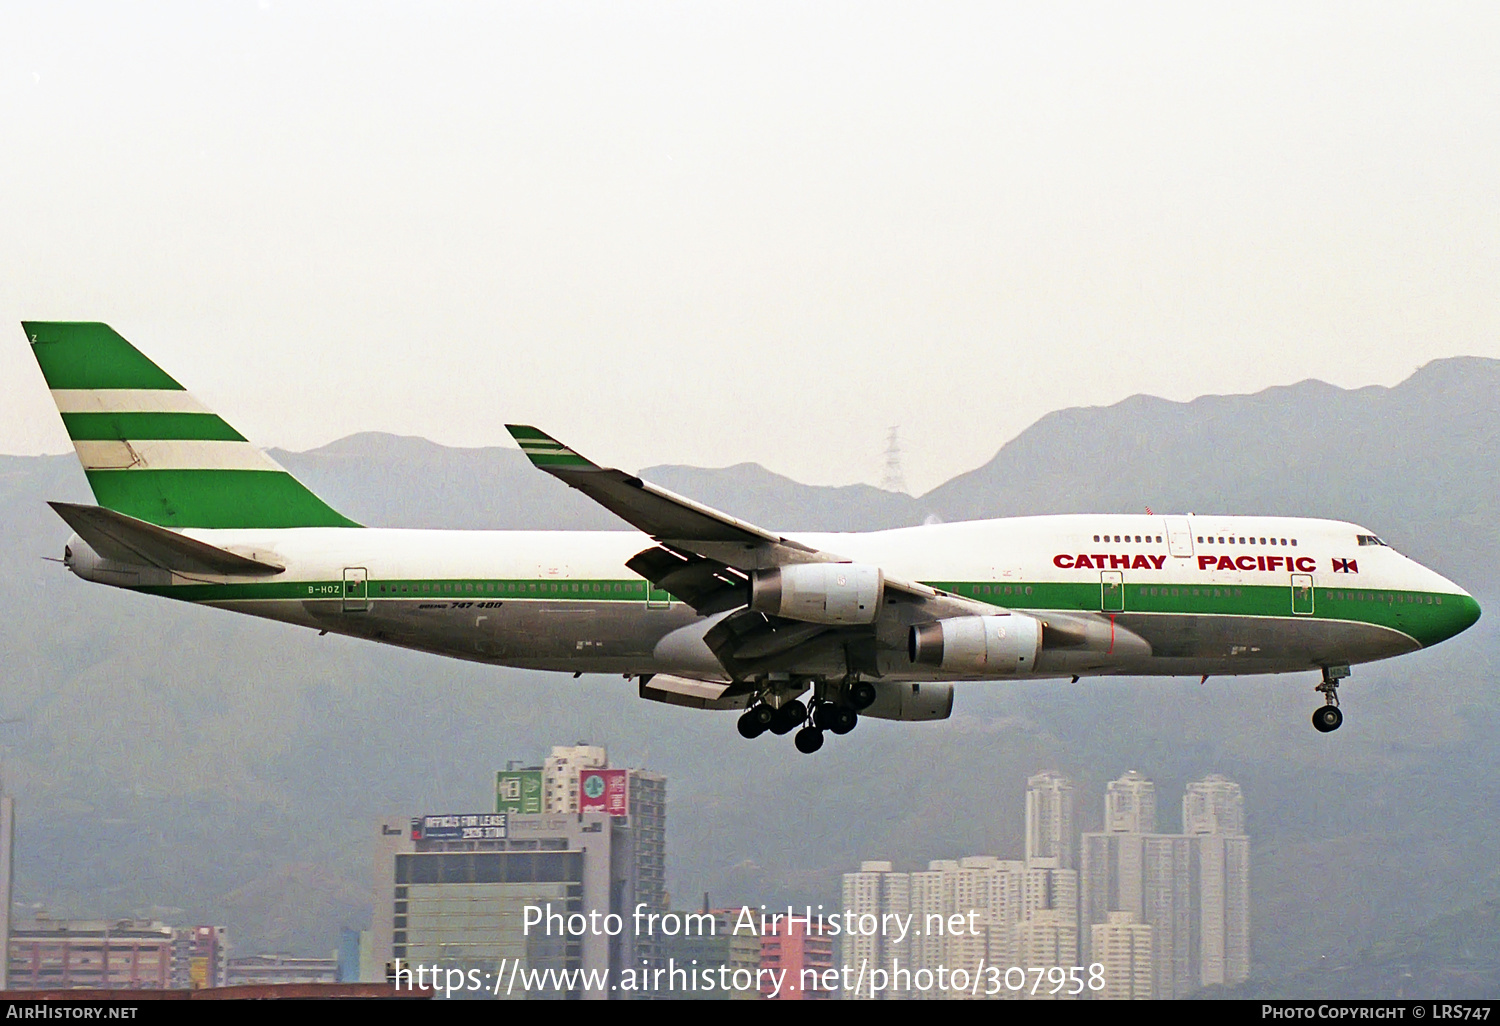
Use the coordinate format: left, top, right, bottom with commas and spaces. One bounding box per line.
343, 567, 370, 613
1100, 571, 1125, 613
1165, 517, 1194, 558
645, 579, 672, 610
1291, 574, 1314, 615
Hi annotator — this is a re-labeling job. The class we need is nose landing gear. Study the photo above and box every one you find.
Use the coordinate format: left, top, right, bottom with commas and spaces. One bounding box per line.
1312, 665, 1349, 733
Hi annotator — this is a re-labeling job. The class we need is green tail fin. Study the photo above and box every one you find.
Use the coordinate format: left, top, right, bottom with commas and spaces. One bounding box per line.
25, 321, 360, 529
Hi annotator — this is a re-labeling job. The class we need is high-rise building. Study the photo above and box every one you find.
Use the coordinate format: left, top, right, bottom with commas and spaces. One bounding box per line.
840, 862, 909, 999
1025, 772, 1075, 869
1104, 770, 1156, 834
373, 742, 667, 1000
542, 744, 608, 813
496, 745, 668, 976
907, 866, 947, 1000
1184, 776, 1249, 989
1081, 771, 1250, 998
1183, 775, 1246, 837
1014, 909, 1080, 999
1090, 911, 1152, 1000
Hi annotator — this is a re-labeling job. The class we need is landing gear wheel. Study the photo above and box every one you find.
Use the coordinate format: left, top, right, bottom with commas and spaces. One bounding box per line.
828, 707, 858, 735
1312, 665, 1349, 734
1312, 705, 1343, 733
737, 708, 767, 739
770, 699, 807, 735
794, 726, 825, 754
812, 702, 835, 731
849, 681, 877, 710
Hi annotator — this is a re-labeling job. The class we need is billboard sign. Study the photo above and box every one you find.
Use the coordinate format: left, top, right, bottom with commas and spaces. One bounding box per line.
579, 768, 629, 817
495, 770, 543, 814
411, 812, 508, 841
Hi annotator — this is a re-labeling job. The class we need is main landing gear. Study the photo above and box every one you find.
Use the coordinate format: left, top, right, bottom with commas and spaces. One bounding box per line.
736, 678, 876, 754
1312, 665, 1349, 733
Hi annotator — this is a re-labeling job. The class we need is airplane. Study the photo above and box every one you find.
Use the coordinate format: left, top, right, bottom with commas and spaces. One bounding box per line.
23, 321, 1482, 754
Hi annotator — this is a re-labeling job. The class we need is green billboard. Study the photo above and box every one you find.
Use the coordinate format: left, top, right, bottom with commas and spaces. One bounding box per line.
495, 770, 543, 814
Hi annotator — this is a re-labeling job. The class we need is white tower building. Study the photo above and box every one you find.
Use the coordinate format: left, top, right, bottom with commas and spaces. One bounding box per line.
1025, 771, 1076, 870
1090, 911, 1153, 1000
841, 861, 910, 999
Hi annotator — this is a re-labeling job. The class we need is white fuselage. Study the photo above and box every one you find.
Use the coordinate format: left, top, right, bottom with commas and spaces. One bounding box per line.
66, 513, 1480, 685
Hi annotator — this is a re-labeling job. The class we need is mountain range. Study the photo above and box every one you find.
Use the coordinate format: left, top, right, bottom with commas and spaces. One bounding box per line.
0, 356, 1495, 991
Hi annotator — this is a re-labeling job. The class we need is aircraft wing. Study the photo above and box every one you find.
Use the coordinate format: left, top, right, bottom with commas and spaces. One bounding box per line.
506, 425, 939, 601
509, 427, 1028, 683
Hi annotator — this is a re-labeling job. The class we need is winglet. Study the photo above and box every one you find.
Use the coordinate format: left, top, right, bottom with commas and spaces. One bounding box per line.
506, 425, 599, 469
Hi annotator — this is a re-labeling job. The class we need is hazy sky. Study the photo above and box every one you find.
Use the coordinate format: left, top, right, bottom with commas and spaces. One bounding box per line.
3, 2, 1497, 493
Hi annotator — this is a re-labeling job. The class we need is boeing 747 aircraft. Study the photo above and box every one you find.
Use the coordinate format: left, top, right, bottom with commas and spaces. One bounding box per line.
23, 322, 1482, 753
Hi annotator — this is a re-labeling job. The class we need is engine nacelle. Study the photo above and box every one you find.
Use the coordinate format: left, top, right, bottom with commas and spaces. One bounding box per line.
908, 613, 1041, 675
750, 563, 884, 625
861, 682, 954, 721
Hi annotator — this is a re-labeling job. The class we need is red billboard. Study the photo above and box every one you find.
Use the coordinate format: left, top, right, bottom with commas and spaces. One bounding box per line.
579, 768, 629, 817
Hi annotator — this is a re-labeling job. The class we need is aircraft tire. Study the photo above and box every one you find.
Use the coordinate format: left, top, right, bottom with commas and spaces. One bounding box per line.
737, 710, 767, 739
850, 681, 877, 710
794, 727, 825, 754
828, 707, 858, 735
771, 699, 807, 735
1312, 705, 1343, 733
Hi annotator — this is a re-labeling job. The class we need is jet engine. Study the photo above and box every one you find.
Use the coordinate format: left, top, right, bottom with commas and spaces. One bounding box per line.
750, 563, 884, 625
908, 613, 1041, 675
861, 682, 954, 721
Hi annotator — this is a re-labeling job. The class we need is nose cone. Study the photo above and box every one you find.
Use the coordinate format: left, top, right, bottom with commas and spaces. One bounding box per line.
1425, 589, 1481, 647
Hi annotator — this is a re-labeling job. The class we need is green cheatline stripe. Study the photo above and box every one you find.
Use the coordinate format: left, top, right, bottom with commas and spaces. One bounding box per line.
60, 412, 246, 442
85, 469, 360, 529
25, 322, 185, 391
937, 580, 1477, 649
135, 578, 656, 602
127, 574, 1478, 648
525, 452, 593, 467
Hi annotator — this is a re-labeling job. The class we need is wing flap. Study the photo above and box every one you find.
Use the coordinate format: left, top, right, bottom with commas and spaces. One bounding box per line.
49, 501, 285, 576
624, 546, 749, 616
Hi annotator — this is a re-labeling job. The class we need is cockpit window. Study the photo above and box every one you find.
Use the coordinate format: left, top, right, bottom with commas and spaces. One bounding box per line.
1356, 534, 1387, 547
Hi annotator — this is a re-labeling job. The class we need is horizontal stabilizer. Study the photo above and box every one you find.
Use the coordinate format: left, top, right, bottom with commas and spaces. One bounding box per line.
49, 502, 285, 576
